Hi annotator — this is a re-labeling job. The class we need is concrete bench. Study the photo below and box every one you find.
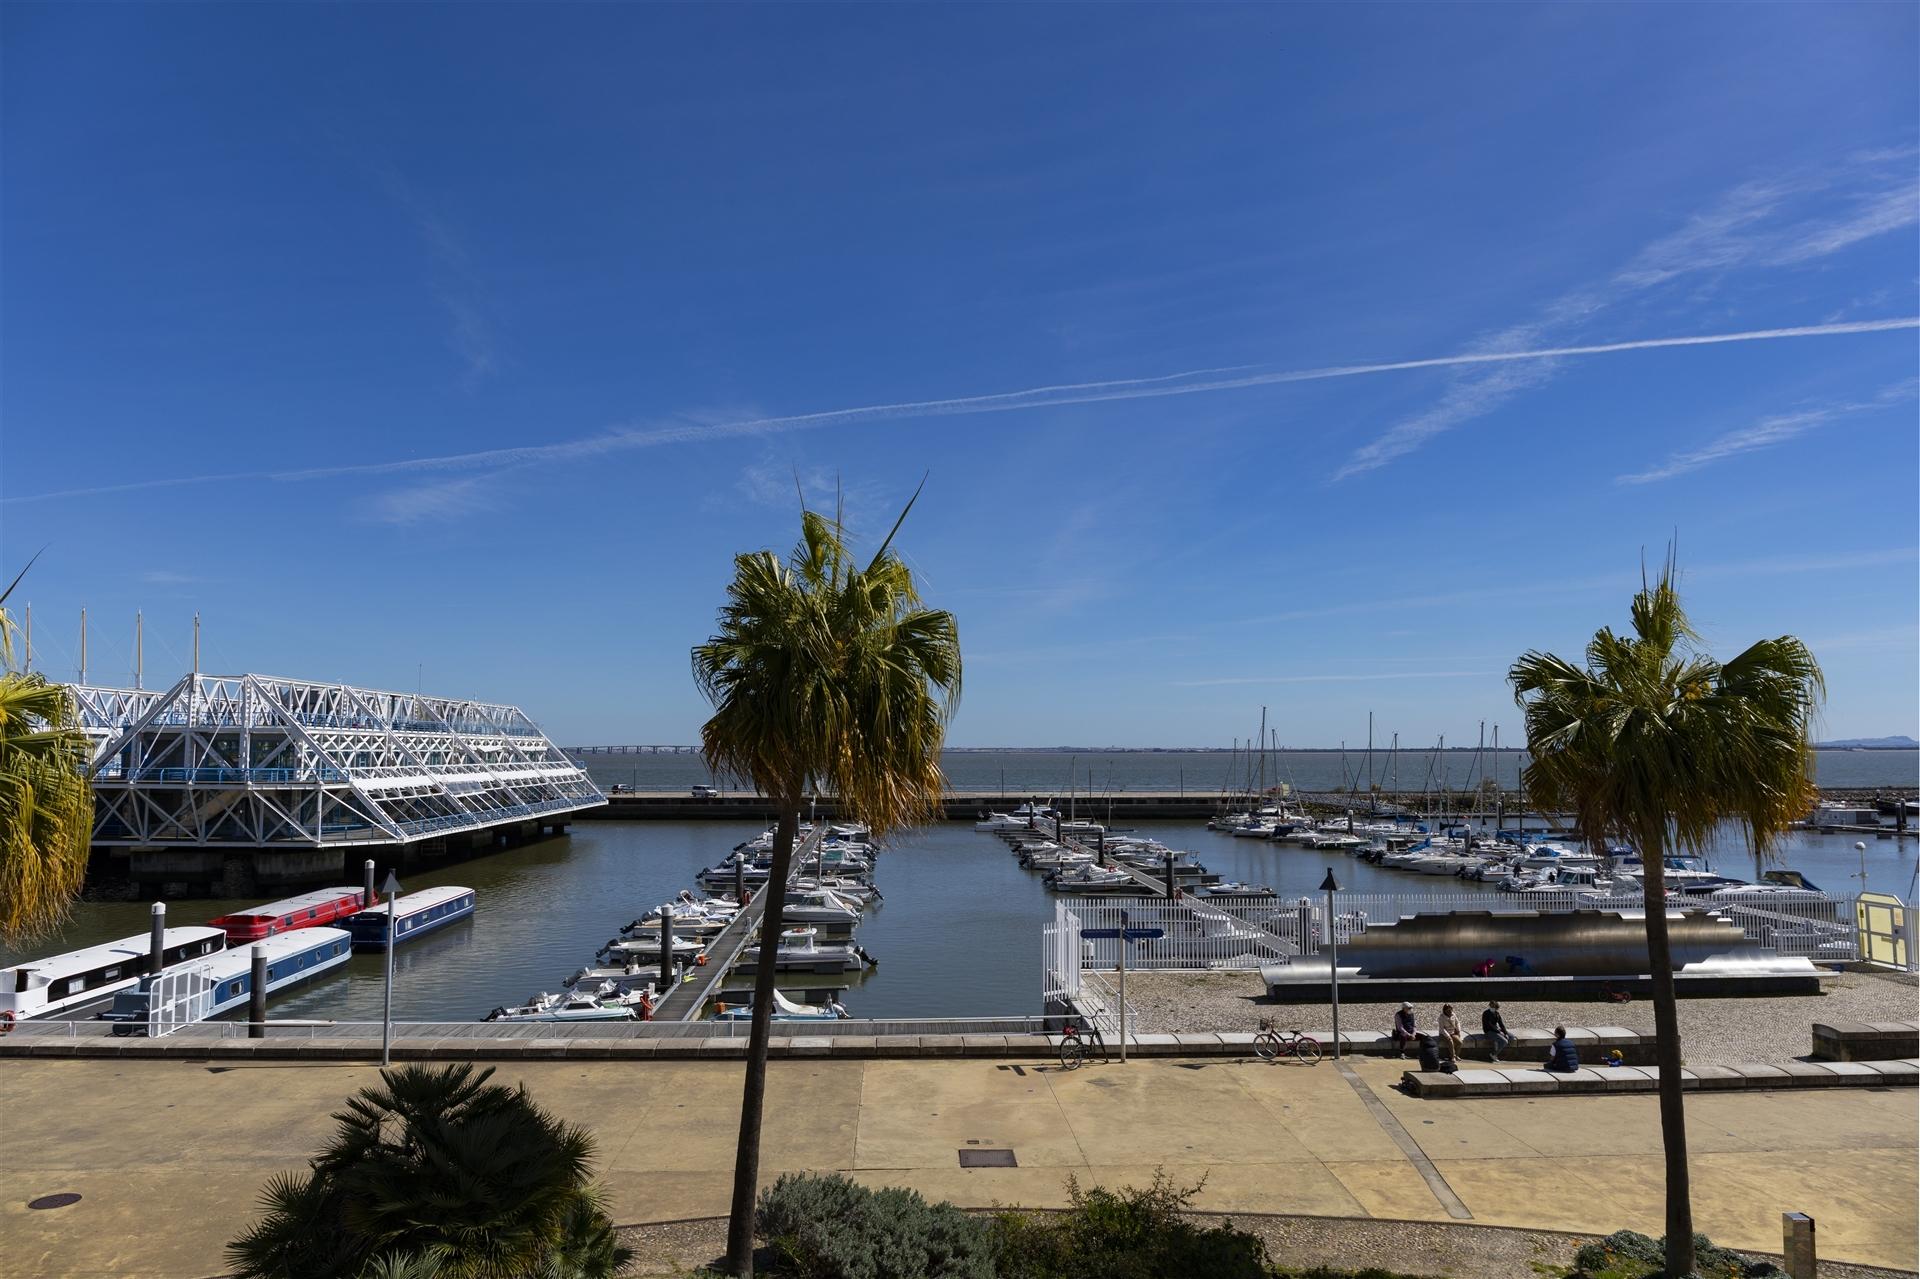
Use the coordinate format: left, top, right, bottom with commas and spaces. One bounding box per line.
1811, 1020, 1919, 1062
1401, 1058, 1920, 1097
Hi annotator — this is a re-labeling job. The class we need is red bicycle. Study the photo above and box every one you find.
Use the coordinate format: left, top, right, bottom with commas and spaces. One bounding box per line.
1253, 1016, 1322, 1064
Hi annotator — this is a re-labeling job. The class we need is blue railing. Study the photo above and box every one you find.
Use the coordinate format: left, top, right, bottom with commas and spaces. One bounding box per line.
96, 765, 350, 784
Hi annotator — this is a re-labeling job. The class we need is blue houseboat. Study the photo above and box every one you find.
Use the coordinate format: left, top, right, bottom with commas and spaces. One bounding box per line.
101, 927, 353, 1034
347, 886, 476, 950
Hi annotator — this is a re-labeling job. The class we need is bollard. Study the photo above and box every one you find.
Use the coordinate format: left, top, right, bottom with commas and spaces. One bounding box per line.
734, 857, 745, 906
363, 859, 376, 907
1164, 850, 1176, 900
148, 902, 166, 975
249, 945, 268, 1039
1783, 1213, 1816, 1279
660, 906, 674, 991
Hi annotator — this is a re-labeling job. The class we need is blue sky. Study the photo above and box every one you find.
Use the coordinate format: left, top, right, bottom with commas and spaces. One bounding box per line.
3, 3, 1916, 747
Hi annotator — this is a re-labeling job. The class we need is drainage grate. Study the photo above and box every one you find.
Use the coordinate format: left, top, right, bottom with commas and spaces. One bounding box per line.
957, 1149, 1016, 1168
28, 1194, 81, 1210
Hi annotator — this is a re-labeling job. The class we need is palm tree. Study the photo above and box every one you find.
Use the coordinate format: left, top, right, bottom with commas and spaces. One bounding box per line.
693, 488, 961, 1277
226, 1063, 631, 1279
0, 559, 94, 945
1509, 557, 1821, 1278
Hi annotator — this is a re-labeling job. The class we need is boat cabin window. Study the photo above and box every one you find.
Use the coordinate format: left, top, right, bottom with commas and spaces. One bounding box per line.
226, 980, 243, 998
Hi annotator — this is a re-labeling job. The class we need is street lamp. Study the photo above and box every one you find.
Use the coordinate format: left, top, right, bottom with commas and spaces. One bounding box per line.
381, 869, 402, 1067
1320, 867, 1342, 1061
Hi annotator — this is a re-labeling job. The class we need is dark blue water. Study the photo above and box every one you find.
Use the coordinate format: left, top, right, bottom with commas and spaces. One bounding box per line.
581, 748, 1920, 796
8, 818, 1912, 1023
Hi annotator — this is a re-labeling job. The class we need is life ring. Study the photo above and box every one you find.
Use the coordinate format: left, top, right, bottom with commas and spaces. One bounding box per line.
0, 1010, 15, 1035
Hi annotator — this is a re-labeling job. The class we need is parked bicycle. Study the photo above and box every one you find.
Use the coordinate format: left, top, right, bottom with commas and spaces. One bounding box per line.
1057, 1015, 1109, 1069
1253, 1016, 1322, 1064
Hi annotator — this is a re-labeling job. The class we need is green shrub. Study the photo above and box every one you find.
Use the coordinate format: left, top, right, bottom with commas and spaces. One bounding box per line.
1569, 1230, 1780, 1279
755, 1173, 996, 1279
991, 1172, 1268, 1279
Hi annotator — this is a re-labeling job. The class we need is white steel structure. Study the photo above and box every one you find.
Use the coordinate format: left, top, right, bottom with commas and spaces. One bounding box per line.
78, 673, 602, 850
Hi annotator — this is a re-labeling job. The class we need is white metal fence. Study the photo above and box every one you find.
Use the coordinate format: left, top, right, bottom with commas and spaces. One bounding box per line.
1053, 887, 1895, 974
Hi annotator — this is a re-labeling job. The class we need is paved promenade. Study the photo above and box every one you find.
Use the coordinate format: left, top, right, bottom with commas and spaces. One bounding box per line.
2, 1055, 1914, 1277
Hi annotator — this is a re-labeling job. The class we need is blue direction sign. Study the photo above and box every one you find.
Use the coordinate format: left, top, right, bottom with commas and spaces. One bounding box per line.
1082, 928, 1165, 940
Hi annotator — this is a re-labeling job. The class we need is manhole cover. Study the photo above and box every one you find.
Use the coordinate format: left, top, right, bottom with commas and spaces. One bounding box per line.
28, 1194, 81, 1210
958, 1149, 1016, 1168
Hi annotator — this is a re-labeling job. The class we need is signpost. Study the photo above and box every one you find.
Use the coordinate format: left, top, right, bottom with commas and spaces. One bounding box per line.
1081, 912, 1164, 1063
1321, 868, 1342, 1060
381, 870, 401, 1067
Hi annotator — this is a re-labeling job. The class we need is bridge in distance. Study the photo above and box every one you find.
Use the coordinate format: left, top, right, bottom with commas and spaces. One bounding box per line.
567, 744, 699, 755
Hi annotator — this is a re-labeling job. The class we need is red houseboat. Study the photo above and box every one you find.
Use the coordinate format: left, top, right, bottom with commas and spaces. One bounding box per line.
208, 887, 368, 944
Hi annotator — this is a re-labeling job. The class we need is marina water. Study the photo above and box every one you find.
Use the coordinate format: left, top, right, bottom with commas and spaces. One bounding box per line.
7, 789, 1914, 1025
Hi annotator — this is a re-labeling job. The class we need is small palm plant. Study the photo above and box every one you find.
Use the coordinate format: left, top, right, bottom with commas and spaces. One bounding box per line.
1509, 556, 1821, 1278
0, 558, 94, 945
694, 485, 961, 1277
226, 1063, 631, 1279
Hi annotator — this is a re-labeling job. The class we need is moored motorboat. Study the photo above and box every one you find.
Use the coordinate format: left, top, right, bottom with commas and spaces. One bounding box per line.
714, 989, 850, 1020
486, 989, 641, 1022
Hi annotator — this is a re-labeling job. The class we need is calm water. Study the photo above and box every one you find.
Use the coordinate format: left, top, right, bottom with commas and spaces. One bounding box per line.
7, 817, 1914, 1023
582, 749, 1920, 796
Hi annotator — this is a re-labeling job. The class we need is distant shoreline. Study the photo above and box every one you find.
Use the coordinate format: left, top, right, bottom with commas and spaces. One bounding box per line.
939, 745, 1920, 754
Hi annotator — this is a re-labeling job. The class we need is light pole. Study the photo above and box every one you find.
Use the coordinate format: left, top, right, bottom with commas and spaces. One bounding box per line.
1320, 867, 1342, 1061
381, 869, 402, 1067
1856, 842, 1869, 895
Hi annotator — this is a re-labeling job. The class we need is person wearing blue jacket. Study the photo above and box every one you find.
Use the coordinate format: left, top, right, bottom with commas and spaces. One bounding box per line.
1545, 1025, 1581, 1072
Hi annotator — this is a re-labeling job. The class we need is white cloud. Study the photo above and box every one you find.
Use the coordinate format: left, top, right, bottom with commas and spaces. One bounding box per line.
10, 318, 1911, 509
1333, 154, 1920, 481
361, 473, 500, 525
1617, 382, 1917, 484
1174, 670, 1498, 687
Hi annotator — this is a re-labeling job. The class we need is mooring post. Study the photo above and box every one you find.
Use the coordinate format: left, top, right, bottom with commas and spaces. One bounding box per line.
1164, 850, 1176, 899
362, 859, 375, 908
249, 945, 268, 1039
734, 857, 745, 905
1783, 1213, 1816, 1279
148, 901, 166, 975
660, 905, 674, 991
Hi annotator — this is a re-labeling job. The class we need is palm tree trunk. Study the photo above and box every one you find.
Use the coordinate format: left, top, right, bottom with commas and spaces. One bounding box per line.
1641, 855, 1695, 1276
724, 806, 798, 1278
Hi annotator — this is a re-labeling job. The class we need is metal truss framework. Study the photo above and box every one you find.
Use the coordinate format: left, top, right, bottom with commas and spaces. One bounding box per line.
76, 674, 603, 849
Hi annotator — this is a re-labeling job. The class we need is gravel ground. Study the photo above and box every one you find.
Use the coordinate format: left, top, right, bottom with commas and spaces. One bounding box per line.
613, 1214, 1913, 1278
1122, 968, 1918, 1063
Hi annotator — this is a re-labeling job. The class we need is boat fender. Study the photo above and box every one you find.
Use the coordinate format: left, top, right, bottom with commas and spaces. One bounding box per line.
694, 953, 708, 966
0, 1010, 13, 1035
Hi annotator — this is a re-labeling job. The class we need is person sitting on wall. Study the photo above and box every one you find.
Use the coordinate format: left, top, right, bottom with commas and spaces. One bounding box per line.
1545, 1025, 1581, 1073
1415, 1032, 1457, 1074
1481, 1000, 1514, 1062
1437, 1003, 1465, 1058
1472, 957, 1497, 978
1391, 1001, 1418, 1057
1505, 954, 1533, 975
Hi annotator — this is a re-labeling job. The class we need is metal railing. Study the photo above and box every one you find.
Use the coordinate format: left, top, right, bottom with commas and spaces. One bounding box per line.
2, 1015, 1050, 1042
1055, 888, 1881, 971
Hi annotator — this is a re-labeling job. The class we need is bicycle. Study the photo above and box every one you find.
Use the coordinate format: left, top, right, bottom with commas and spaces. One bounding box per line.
1057, 1016, 1109, 1069
1252, 1017, 1322, 1064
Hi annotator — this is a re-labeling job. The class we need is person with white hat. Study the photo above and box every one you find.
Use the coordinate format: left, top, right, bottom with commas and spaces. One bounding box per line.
1390, 1001, 1417, 1057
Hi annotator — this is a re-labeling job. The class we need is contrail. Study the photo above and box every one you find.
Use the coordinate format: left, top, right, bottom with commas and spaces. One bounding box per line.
7, 316, 1913, 504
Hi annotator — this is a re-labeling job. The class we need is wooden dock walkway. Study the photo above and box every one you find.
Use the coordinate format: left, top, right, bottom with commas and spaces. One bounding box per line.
654, 824, 825, 1021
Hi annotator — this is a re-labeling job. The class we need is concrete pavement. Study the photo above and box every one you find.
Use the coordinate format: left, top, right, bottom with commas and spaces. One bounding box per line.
2, 1055, 1914, 1277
